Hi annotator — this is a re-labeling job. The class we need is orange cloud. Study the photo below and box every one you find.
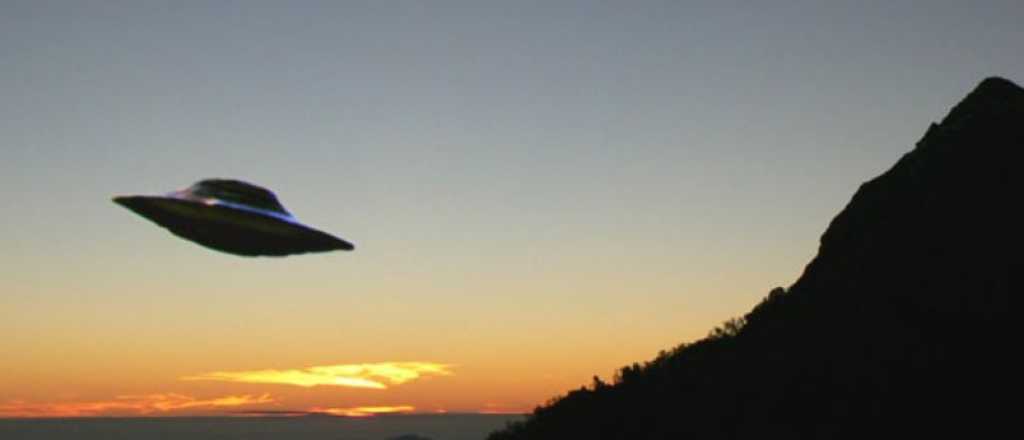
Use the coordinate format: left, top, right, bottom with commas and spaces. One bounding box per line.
0, 393, 273, 418
308, 405, 415, 417
183, 362, 453, 389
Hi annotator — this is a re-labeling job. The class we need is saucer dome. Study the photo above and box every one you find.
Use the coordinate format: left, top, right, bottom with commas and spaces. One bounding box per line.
113, 179, 354, 256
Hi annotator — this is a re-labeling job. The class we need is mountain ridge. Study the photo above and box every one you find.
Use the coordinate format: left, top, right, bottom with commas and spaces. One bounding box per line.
488, 76, 1022, 439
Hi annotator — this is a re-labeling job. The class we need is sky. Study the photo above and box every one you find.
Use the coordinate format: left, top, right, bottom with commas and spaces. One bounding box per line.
2, 1, 1022, 418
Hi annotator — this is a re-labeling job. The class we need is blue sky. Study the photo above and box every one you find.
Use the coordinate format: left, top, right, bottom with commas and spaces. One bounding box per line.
1, 1, 1022, 413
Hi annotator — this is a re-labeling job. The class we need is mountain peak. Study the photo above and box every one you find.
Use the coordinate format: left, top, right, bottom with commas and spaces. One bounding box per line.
803, 75, 1023, 292
971, 75, 1021, 98
489, 77, 1022, 439
932, 76, 1023, 137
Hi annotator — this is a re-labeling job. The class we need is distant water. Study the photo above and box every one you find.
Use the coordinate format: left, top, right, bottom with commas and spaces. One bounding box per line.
0, 414, 523, 440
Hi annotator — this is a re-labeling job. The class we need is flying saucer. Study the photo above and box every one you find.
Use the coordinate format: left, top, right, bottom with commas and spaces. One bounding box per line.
113, 179, 354, 256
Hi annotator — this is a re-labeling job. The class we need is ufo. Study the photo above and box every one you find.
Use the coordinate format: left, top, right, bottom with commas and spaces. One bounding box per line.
113, 179, 354, 256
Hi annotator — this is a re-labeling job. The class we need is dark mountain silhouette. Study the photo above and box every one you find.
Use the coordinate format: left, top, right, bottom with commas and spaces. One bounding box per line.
488, 77, 1022, 439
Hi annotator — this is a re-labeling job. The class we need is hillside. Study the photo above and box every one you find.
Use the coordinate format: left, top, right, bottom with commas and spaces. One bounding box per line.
488, 77, 1023, 439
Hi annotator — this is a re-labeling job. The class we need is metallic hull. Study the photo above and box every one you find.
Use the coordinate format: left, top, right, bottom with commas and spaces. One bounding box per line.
113, 196, 354, 256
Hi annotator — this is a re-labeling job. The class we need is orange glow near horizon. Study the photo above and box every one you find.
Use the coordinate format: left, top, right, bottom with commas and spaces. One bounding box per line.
308, 405, 416, 417
479, 402, 531, 415
0, 394, 274, 418
182, 362, 453, 389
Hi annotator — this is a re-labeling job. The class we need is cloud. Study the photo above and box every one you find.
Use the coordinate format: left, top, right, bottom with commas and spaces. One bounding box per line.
229, 405, 417, 418
183, 362, 453, 389
308, 405, 416, 417
227, 410, 312, 417
0, 393, 274, 418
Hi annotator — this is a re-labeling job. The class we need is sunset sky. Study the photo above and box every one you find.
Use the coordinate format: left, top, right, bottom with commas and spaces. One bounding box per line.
2, 1, 1022, 417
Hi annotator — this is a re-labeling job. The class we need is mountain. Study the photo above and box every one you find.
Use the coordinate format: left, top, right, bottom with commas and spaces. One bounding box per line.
488, 77, 1023, 439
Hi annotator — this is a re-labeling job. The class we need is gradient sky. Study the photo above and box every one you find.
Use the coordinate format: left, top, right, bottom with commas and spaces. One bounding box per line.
2, 1, 1022, 417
